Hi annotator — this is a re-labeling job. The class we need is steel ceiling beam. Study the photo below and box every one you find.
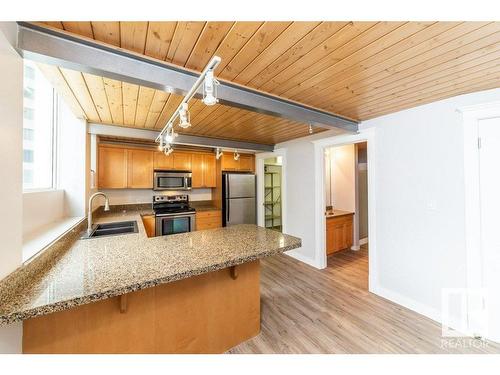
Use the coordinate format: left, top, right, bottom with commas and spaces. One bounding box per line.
16, 22, 359, 133
88, 123, 274, 152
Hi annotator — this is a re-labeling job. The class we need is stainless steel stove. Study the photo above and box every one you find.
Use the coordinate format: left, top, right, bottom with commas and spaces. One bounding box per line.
152, 195, 196, 236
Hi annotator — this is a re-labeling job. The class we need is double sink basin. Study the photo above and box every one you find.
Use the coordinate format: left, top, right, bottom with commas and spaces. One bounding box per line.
83, 221, 138, 239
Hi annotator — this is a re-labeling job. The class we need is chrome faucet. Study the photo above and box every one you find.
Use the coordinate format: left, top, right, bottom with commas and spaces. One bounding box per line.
87, 192, 110, 235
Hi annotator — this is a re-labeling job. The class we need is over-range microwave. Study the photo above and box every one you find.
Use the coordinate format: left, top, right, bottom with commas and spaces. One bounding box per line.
153, 170, 192, 191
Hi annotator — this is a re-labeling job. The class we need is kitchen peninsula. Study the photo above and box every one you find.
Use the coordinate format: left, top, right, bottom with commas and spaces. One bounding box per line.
0, 208, 301, 353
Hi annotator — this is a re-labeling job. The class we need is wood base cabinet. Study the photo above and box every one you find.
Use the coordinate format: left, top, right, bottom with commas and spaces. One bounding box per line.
196, 210, 222, 231
23, 261, 260, 354
141, 215, 156, 237
326, 214, 354, 255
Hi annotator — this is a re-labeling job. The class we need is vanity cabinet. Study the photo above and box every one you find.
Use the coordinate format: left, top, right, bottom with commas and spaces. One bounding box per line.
326, 213, 354, 255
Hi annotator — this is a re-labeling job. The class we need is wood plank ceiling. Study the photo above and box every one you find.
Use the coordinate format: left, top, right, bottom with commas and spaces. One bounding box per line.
34, 21, 500, 145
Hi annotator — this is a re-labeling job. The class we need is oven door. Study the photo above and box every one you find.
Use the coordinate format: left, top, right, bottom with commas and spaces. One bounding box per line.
153, 172, 192, 191
155, 212, 196, 236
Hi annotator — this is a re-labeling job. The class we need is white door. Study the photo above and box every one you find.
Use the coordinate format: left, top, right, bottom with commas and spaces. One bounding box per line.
478, 117, 500, 342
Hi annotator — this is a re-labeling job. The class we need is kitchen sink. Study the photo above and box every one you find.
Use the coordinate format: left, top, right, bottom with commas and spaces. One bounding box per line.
82, 221, 138, 239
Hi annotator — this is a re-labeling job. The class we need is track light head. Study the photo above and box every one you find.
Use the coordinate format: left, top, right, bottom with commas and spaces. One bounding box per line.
178, 103, 191, 128
202, 70, 219, 106
233, 149, 240, 161
215, 148, 223, 160
308, 124, 313, 134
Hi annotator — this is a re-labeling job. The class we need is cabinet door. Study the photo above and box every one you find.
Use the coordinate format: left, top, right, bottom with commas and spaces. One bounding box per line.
173, 152, 192, 171
154, 152, 173, 170
142, 215, 156, 237
344, 219, 353, 249
332, 222, 345, 253
127, 149, 154, 188
98, 146, 128, 188
239, 154, 254, 172
221, 153, 239, 171
196, 210, 222, 231
326, 221, 335, 255
203, 154, 216, 187
191, 153, 204, 188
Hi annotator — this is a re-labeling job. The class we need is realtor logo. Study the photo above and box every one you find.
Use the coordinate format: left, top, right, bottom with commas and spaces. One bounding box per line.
440, 288, 489, 349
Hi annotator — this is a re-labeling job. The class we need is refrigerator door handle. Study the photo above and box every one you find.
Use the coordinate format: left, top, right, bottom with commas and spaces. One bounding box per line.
227, 199, 230, 223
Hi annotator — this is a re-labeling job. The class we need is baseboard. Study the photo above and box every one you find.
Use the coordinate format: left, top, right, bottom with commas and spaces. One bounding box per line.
359, 237, 368, 245
370, 284, 442, 325
285, 249, 322, 269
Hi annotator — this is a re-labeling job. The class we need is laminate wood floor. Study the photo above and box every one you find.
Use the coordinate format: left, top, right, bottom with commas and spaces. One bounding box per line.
229, 246, 500, 354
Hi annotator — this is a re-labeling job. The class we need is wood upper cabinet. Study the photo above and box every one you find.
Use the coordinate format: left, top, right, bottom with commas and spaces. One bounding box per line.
239, 154, 254, 172
173, 152, 192, 171
221, 153, 239, 171
203, 154, 216, 187
98, 146, 128, 188
154, 152, 173, 170
127, 149, 154, 188
326, 213, 354, 255
192, 153, 216, 188
153, 151, 191, 171
220, 153, 254, 172
99, 145, 213, 190
191, 153, 204, 188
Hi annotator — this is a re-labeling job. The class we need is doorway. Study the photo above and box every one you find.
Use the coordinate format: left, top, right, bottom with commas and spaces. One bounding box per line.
256, 149, 287, 232
324, 141, 369, 288
263, 157, 283, 232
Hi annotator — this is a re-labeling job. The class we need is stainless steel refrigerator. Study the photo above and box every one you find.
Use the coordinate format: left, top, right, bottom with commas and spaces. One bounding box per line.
222, 173, 256, 226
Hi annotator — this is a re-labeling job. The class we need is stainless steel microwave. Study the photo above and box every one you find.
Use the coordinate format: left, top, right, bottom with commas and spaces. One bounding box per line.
153, 170, 192, 191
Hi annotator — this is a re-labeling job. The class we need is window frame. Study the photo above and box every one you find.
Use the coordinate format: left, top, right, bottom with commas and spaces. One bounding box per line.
22, 61, 59, 193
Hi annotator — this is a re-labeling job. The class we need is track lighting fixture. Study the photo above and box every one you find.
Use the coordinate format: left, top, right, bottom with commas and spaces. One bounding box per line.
164, 126, 177, 144
202, 70, 219, 106
164, 146, 174, 156
159, 134, 165, 151
155, 56, 222, 146
308, 124, 313, 134
233, 149, 240, 161
178, 103, 191, 128
215, 148, 223, 160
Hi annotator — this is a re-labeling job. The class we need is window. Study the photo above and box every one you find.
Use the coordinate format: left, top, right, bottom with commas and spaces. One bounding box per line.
23, 128, 34, 141
23, 60, 56, 190
23, 150, 34, 163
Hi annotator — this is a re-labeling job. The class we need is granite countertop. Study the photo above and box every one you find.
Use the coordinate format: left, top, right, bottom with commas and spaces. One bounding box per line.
325, 209, 354, 218
0, 206, 301, 325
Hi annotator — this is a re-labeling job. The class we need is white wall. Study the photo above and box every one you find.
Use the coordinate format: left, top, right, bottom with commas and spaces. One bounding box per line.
278, 87, 500, 325
57, 96, 87, 217
325, 144, 356, 212
0, 21, 23, 353
360, 87, 500, 322
22, 190, 65, 236
275, 128, 345, 266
